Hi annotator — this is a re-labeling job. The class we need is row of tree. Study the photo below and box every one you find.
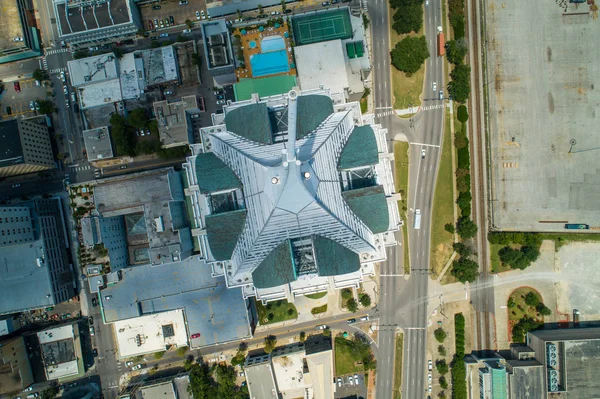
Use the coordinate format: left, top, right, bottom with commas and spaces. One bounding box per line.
187, 361, 249, 399
390, 0, 423, 35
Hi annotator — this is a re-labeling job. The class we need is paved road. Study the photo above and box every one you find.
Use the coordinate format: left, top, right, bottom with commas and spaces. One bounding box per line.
368, 0, 446, 398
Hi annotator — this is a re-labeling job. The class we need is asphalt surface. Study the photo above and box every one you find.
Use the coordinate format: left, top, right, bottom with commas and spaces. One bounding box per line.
369, 0, 446, 398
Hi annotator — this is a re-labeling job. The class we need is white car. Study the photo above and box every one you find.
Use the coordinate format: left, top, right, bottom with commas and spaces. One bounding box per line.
348, 376, 354, 386
125, 361, 134, 367
29, 101, 35, 111
428, 373, 432, 383
360, 315, 369, 321
316, 324, 327, 330
89, 326, 95, 336
428, 360, 433, 371
421, 148, 426, 159
354, 374, 359, 384
132, 364, 142, 370
439, 90, 444, 100
432, 81, 437, 92
63, 85, 68, 95
216, 99, 226, 105
337, 377, 342, 387
196, 11, 201, 20
183, 28, 191, 33
201, 10, 206, 19
428, 385, 432, 393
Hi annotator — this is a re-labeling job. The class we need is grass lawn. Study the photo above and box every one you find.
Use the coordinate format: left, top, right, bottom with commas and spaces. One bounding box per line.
490, 243, 512, 273
255, 299, 298, 325
305, 292, 328, 300
507, 287, 543, 324
430, 109, 455, 278
335, 338, 365, 376
394, 141, 410, 274
390, 25, 425, 109
393, 333, 404, 399
360, 97, 368, 113
311, 304, 328, 315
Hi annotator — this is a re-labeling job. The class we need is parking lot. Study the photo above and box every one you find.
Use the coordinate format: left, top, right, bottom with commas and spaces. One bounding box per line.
0, 78, 51, 119
139, 0, 209, 32
335, 373, 366, 398
487, 0, 600, 231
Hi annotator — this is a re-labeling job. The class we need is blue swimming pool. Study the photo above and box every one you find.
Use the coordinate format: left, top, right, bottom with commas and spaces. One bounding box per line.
261, 36, 286, 53
250, 51, 290, 77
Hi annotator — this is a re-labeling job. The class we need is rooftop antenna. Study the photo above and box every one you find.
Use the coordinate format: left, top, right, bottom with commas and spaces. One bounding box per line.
286, 90, 298, 162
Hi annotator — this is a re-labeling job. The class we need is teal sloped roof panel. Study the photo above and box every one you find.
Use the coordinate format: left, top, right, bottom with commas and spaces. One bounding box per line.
205, 209, 247, 261
313, 235, 360, 276
342, 185, 390, 234
339, 125, 379, 169
224, 102, 272, 144
195, 153, 242, 194
297, 95, 334, 139
252, 240, 297, 289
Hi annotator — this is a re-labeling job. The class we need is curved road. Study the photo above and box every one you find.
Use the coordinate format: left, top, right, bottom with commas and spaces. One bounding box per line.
368, 0, 446, 398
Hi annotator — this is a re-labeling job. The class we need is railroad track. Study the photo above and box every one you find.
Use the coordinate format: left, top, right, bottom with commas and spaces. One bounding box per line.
467, 0, 494, 352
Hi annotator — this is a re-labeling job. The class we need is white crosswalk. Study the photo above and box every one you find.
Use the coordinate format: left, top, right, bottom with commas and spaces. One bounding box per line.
421, 103, 445, 111
41, 57, 48, 71
376, 110, 396, 118
70, 165, 91, 172
50, 67, 67, 74
45, 48, 70, 55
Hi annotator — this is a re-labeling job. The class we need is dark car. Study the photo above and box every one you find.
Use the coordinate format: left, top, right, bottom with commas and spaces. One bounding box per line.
13, 81, 21, 93
92, 297, 98, 307
169, 15, 174, 24
284, 8, 292, 13
92, 348, 98, 357
119, 165, 128, 169
5, 106, 12, 115
152, 4, 161, 9
347, 318, 356, 324
88, 317, 94, 325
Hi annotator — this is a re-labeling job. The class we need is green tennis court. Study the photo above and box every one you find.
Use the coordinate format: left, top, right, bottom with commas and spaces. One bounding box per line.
292, 9, 353, 46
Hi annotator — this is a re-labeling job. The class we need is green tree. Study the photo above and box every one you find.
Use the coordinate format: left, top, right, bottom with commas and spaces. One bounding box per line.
456, 216, 477, 239
186, 19, 193, 28
524, 292, 540, 307
446, 39, 468, 65
434, 328, 447, 343
341, 288, 353, 300
391, 36, 430, 74
453, 242, 472, 257
264, 335, 277, 353
257, 4, 263, 14
537, 303, 552, 316
154, 351, 165, 359
38, 99, 56, 115
456, 104, 469, 122
113, 47, 124, 59
439, 376, 448, 389
392, 4, 423, 34
73, 49, 89, 59
299, 331, 306, 342
444, 223, 455, 234
436, 359, 449, 375
438, 345, 446, 356
188, 362, 217, 399
456, 191, 472, 210
347, 298, 358, 313
281, 0, 286, 11
41, 387, 59, 399
451, 257, 479, 283
507, 297, 516, 308
359, 293, 371, 308
33, 68, 47, 82
110, 113, 136, 156
448, 63, 471, 103
128, 108, 149, 128
177, 346, 188, 356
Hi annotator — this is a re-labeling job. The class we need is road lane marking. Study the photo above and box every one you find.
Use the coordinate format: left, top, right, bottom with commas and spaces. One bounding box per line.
410, 142, 441, 148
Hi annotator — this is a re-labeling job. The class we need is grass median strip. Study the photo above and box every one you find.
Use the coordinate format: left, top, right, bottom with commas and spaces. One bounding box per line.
393, 333, 404, 399
394, 141, 410, 273
430, 108, 455, 278
390, 26, 425, 109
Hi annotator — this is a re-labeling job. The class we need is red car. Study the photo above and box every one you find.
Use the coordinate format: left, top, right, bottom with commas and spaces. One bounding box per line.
190, 333, 201, 339
148, 20, 153, 29
13, 81, 21, 93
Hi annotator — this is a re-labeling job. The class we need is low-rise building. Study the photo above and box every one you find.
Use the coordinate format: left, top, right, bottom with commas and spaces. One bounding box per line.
0, 117, 54, 177
201, 20, 236, 85
153, 96, 200, 148
120, 374, 191, 399
82, 127, 114, 162
0, 336, 34, 394
245, 335, 334, 399
0, 198, 74, 316
53, 0, 142, 47
68, 53, 122, 109
37, 324, 84, 381
0, 0, 42, 64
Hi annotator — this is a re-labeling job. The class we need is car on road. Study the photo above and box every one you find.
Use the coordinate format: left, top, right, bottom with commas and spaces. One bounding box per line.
14, 82, 21, 92
421, 148, 426, 159
104, 295, 113, 300
337, 377, 342, 387
132, 364, 142, 370
92, 348, 98, 357
432, 81, 437, 92
63, 85, 68, 95
89, 317, 93, 325
347, 318, 356, 324
216, 99, 226, 105
152, 5, 161, 9
24, 387, 33, 392
119, 165, 127, 170
126, 361, 134, 367
439, 90, 443, 100
89, 326, 95, 336
428, 359, 433, 371
65, 99, 70, 108
92, 297, 98, 307
179, 0, 188, 4
160, 33, 169, 38
360, 315, 369, 321
90, 46, 99, 51
29, 101, 35, 111
164, 90, 173, 95
183, 28, 191, 33
354, 374, 359, 384
12, 183, 20, 188
425, 0, 429, 5
60, 71, 66, 83
316, 324, 327, 330
170, 16, 174, 24
190, 333, 201, 339
322, 1, 330, 5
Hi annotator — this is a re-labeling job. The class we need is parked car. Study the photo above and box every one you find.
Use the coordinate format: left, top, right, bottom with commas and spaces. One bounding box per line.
196, 11, 201, 20
148, 20, 153, 29
322, 1, 330, 5
160, 33, 169, 38
179, 0, 188, 5
337, 377, 342, 387
5, 106, 11, 115
12, 183, 21, 188
201, 10, 206, 19
34, 101, 39, 111
271, 10, 279, 15
89, 46, 99, 51
89, 326, 95, 336
14, 81, 21, 92
190, 333, 201, 339
92, 297, 98, 307
152, 4, 161, 9
428, 373, 432, 383
60, 71, 66, 83
216, 99, 225, 105
164, 90, 173, 95
89, 317, 94, 325
92, 348, 98, 357
132, 364, 142, 370
428, 359, 433, 371
170, 16, 174, 24
439, 90, 444, 100
63, 85, 68, 95
65, 99, 69, 108
29, 101, 35, 111
119, 165, 127, 170
348, 376, 354, 386
126, 361, 134, 367
354, 374, 359, 384
24, 387, 33, 392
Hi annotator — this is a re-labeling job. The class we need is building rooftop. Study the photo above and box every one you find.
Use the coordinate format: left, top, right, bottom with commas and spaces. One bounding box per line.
82, 127, 114, 161
295, 40, 349, 96
0, 120, 25, 169
0, 336, 33, 395
37, 324, 80, 380
271, 345, 306, 396
139, 381, 178, 399
141, 46, 179, 87
68, 53, 119, 86
194, 153, 242, 194
99, 256, 251, 347
564, 338, 600, 398
78, 78, 122, 109
201, 20, 234, 70
54, 0, 133, 36
245, 360, 278, 399
339, 125, 379, 169
113, 309, 188, 358
119, 52, 144, 100
154, 96, 199, 148
234, 76, 298, 101
342, 185, 390, 234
